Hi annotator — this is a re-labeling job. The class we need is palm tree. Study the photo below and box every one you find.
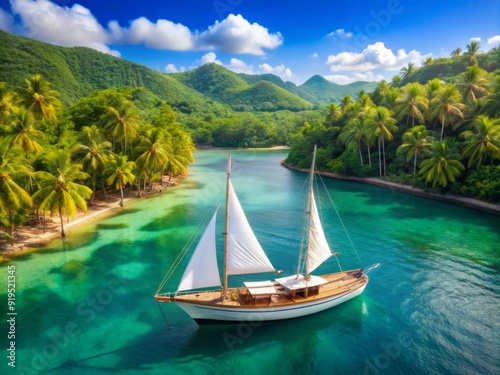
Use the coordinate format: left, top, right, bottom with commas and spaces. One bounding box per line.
451, 48, 462, 58
363, 106, 398, 177
371, 79, 390, 106
105, 155, 136, 207
134, 129, 170, 190
32, 150, 92, 237
382, 87, 401, 109
326, 103, 341, 124
484, 75, 500, 118
460, 115, 500, 168
339, 118, 366, 165
340, 95, 353, 114
453, 97, 488, 133
456, 65, 490, 103
466, 41, 481, 65
0, 82, 17, 123
101, 100, 142, 155
395, 82, 429, 128
425, 78, 444, 100
396, 125, 434, 186
5, 108, 44, 158
358, 94, 375, 113
72, 125, 112, 203
400, 62, 417, 81
18, 74, 61, 121
427, 84, 465, 141
0, 138, 33, 235
391, 75, 402, 87
419, 141, 464, 188
164, 133, 195, 180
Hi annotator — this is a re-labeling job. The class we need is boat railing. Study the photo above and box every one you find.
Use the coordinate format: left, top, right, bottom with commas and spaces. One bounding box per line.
156, 288, 222, 298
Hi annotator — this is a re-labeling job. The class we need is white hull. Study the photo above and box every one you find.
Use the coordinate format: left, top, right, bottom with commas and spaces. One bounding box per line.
173, 283, 367, 324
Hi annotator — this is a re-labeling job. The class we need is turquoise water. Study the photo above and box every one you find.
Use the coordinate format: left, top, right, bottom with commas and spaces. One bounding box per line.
1, 150, 499, 375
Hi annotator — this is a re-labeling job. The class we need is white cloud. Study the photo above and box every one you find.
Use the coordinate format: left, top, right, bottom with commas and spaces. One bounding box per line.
326, 42, 430, 72
227, 58, 254, 74
200, 52, 222, 65
310, 52, 319, 59
0, 7, 15, 32
164, 64, 177, 73
10, 0, 120, 56
4, 4, 281, 57
178, 53, 294, 81
487, 35, 500, 47
110, 17, 194, 50
469, 37, 481, 42
187, 52, 223, 70
197, 14, 283, 55
324, 71, 385, 85
326, 28, 353, 38
259, 63, 292, 79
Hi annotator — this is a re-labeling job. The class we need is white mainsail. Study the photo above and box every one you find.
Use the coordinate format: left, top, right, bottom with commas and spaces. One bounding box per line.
305, 182, 333, 274
227, 180, 276, 275
177, 209, 221, 292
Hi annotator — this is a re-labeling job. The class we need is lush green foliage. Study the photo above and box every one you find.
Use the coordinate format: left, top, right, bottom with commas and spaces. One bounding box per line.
0, 74, 196, 242
287, 46, 500, 201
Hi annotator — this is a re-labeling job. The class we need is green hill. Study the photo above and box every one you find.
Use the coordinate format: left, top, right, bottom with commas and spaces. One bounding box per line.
233, 81, 314, 111
403, 49, 500, 85
0, 30, 212, 112
171, 63, 249, 104
239, 72, 378, 105
0, 30, 379, 112
239, 72, 290, 90
297, 75, 377, 104
171, 63, 313, 111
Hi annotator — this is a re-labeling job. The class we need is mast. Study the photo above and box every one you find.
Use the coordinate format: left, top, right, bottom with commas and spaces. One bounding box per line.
222, 154, 231, 301
305, 145, 317, 281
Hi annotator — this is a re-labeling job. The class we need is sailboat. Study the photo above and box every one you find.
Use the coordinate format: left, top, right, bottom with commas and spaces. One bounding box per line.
155, 146, 375, 324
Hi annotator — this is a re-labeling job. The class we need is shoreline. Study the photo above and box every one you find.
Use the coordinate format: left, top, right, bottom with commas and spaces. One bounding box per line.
0, 148, 288, 261
281, 161, 500, 215
195, 145, 290, 151
0, 175, 183, 262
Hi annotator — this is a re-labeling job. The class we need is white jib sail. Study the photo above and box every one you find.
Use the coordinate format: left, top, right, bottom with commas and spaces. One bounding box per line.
227, 180, 276, 275
306, 193, 333, 273
177, 209, 221, 292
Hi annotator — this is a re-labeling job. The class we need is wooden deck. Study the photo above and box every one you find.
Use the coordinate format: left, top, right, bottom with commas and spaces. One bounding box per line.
155, 269, 367, 308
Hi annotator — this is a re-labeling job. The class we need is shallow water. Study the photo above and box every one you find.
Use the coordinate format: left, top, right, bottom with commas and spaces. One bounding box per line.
1, 149, 499, 375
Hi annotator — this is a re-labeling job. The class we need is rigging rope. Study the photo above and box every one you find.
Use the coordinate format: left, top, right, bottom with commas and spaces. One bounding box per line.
156, 300, 171, 330
316, 170, 365, 268
154, 211, 214, 295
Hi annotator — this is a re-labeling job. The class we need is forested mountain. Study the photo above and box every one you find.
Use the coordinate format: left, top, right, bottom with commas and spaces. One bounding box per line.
0, 30, 376, 112
172, 63, 313, 111
238, 71, 377, 105
295, 75, 377, 105
0, 30, 212, 113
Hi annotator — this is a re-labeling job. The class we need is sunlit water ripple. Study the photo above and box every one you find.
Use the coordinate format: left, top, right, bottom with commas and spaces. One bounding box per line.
1, 149, 498, 375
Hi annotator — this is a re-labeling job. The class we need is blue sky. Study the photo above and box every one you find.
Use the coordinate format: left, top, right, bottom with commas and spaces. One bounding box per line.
0, 0, 499, 85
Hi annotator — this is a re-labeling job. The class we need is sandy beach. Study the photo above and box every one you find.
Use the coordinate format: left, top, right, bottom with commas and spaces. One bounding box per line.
0, 175, 183, 261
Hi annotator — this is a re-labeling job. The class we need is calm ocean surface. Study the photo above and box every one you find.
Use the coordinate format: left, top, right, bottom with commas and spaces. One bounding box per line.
1, 150, 499, 375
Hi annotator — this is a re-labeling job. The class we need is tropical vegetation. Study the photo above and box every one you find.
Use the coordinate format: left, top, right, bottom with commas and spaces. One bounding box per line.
0, 75, 195, 245
286, 44, 500, 201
